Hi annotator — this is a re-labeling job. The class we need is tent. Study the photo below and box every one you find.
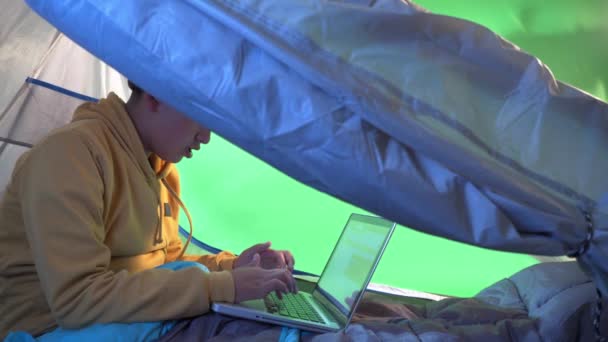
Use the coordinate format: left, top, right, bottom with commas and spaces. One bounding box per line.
2, 0, 608, 339
172, 0, 608, 298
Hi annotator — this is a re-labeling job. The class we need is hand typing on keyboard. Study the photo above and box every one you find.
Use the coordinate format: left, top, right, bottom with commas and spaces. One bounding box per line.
231, 252, 298, 303
233, 241, 295, 272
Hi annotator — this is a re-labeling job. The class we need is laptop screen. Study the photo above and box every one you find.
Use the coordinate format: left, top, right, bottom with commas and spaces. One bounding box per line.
312, 214, 395, 323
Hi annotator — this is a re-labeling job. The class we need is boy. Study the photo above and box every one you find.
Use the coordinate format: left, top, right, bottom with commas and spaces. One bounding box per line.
0, 82, 297, 339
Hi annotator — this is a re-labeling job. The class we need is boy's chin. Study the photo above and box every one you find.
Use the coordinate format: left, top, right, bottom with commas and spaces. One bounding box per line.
171, 155, 185, 163
158, 153, 183, 163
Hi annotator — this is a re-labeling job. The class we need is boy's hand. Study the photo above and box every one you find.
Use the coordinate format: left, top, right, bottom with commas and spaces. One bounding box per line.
231, 253, 298, 302
234, 242, 295, 272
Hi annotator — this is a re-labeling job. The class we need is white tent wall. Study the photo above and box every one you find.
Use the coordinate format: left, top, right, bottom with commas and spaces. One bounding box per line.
0, 0, 57, 109
0, 0, 129, 199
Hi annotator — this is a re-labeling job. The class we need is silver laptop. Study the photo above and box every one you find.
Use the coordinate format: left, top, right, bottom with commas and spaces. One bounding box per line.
211, 213, 396, 333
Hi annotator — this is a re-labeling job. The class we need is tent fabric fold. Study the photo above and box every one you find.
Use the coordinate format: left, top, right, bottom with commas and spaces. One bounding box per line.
23, 0, 608, 297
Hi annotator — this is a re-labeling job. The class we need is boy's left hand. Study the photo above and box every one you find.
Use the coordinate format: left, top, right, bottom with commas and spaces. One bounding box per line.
234, 242, 295, 272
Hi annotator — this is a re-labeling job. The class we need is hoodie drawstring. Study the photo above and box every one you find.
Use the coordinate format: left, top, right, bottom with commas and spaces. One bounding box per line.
155, 162, 193, 260
161, 178, 194, 260
155, 202, 164, 244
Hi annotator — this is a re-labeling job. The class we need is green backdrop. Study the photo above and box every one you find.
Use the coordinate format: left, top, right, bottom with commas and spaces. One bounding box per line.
178, 0, 608, 297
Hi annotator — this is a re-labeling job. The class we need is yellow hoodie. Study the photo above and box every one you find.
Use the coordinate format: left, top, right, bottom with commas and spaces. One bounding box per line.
0, 93, 237, 338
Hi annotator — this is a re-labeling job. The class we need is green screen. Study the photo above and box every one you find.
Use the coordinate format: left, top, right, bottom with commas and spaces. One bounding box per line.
178, 0, 608, 297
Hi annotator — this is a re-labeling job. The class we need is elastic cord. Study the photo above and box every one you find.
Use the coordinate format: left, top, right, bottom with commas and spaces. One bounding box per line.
567, 211, 594, 258
153, 162, 173, 245
567, 211, 606, 341
595, 288, 606, 342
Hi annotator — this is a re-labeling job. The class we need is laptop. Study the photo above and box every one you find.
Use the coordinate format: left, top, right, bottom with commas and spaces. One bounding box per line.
211, 213, 396, 333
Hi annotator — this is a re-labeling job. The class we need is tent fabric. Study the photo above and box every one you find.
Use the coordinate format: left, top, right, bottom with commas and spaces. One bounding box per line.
0, 0, 58, 197
24, 0, 608, 296
0, 0, 129, 199
0, 0, 57, 110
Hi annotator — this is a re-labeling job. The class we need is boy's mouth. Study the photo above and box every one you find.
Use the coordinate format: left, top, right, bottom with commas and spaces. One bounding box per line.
185, 144, 200, 158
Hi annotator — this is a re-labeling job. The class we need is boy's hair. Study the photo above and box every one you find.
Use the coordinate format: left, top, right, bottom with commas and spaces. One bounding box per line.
127, 80, 143, 97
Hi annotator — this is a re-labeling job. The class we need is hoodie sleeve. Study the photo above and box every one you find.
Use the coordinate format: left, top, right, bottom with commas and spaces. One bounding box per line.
17, 131, 234, 329
162, 213, 238, 270
174, 248, 238, 271
164, 214, 238, 270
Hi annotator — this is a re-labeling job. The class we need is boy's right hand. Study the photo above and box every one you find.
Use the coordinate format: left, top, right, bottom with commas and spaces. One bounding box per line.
231, 253, 298, 303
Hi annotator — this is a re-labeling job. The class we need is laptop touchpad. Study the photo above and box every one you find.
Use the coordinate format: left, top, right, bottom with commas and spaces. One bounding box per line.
240, 299, 267, 311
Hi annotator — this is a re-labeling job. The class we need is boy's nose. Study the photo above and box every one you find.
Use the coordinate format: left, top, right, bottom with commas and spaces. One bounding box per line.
196, 128, 211, 144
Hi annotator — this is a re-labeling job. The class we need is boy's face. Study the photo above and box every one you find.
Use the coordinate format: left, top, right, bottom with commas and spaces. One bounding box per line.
146, 101, 211, 163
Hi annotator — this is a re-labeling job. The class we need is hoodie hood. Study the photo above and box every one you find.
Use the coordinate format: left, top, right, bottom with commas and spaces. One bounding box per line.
71, 92, 187, 248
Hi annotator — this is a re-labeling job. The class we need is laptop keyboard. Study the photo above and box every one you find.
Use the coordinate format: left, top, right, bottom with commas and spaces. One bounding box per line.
264, 292, 325, 323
